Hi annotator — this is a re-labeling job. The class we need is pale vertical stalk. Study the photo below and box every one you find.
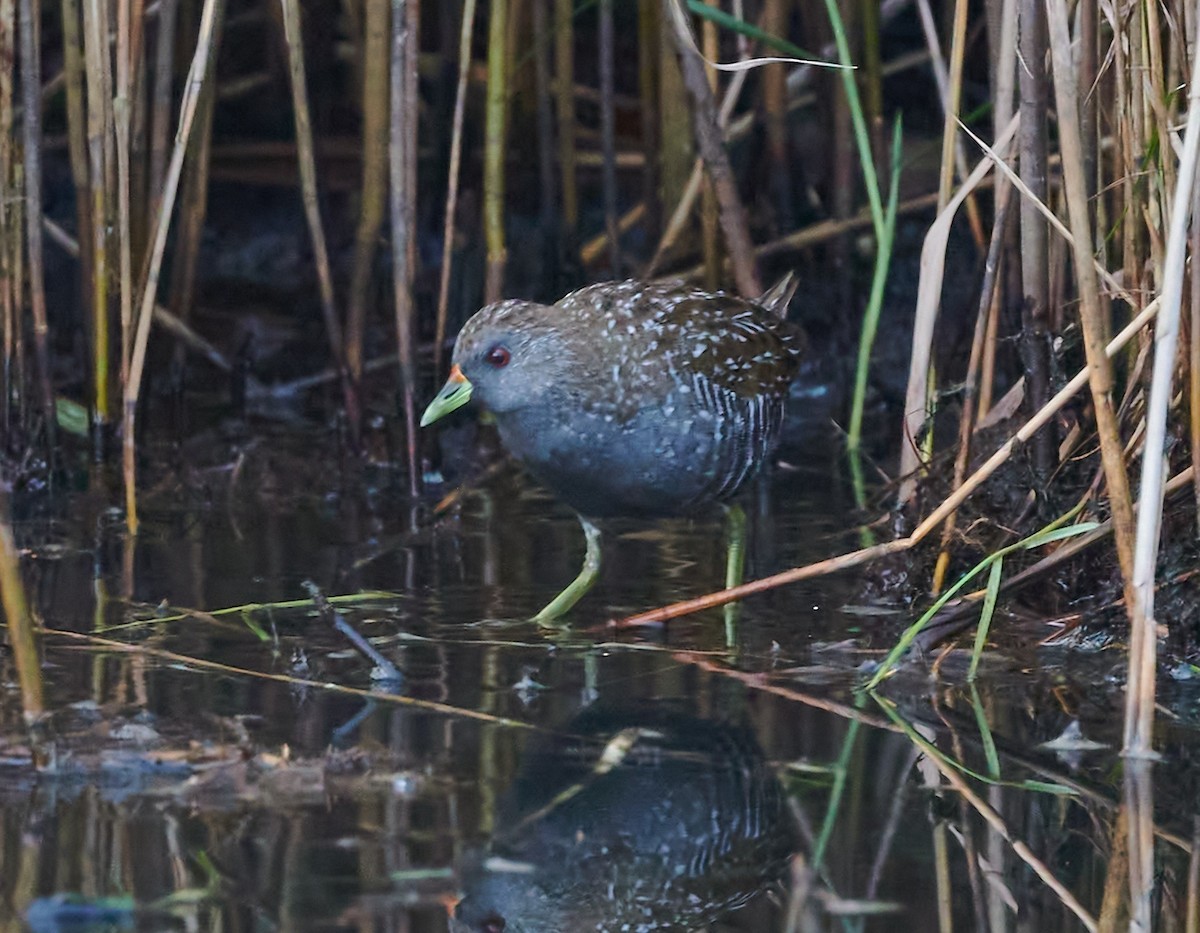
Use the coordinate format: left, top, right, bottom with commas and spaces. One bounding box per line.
1044, 0, 1140, 647
389, 0, 419, 496
1129, 13, 1200, 758
18, 0, 54, 446
279, 0, 358, 430
124, 0, 223, 534
434, 0, 476, 379
483, 0, 508, 302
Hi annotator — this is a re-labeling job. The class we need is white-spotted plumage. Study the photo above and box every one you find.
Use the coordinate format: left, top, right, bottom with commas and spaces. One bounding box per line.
449, 278, 804, 517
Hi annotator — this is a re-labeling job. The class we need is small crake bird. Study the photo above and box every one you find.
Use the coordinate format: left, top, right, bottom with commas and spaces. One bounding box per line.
421, 276, 804, 623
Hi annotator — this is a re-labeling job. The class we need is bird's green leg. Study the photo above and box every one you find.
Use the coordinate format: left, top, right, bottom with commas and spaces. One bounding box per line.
534, 516, 602, 625
723, 503, 746, 648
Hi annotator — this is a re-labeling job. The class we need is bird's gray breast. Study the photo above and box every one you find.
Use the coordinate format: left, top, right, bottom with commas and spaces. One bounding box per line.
495, 382, 783, 518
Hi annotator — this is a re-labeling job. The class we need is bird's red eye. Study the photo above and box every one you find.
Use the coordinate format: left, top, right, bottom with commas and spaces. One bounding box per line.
485, 345, 511, 368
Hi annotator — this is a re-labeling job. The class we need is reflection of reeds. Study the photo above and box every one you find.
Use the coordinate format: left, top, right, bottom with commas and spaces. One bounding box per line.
0, 488, 42, 718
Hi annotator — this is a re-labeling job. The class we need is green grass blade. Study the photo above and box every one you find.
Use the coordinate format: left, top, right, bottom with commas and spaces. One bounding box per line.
968, 557, 1003, 682
968, 683, 1001, 779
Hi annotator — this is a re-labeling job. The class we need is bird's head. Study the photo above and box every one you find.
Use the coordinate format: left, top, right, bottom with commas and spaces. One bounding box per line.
421, 300, 576, 425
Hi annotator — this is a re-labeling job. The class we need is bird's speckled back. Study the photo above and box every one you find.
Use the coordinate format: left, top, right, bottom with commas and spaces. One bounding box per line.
451, 279, 805, 517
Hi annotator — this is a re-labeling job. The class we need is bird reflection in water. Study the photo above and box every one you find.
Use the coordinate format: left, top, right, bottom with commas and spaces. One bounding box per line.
452, 703, 797, 932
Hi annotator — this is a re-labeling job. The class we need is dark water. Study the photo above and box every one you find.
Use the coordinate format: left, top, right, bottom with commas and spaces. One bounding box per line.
2, 411, 1199, 932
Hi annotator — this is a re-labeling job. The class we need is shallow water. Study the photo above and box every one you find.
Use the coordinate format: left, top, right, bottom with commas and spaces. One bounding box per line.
2, 415, 1199, 932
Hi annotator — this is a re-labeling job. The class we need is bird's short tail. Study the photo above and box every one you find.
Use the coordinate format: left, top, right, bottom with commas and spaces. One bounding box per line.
755, 272, 798, 319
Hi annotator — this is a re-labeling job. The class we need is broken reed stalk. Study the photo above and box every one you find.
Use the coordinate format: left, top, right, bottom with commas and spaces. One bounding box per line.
897, 116, 1019, 503
599, 0, 621, 275
483, 0, 508, 303
616, 295, 1161, 627
389, 0, 419, 497
663, 0, 760, 297
1044, 0, 1141, 700
434, 0, 476, 381
278, 0, 359, 436
1127, 28, 1200, 758
124, 0, 224, 535
0, 487, 43, 718
18, 0, 56, 450
346, 0, 390, 380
